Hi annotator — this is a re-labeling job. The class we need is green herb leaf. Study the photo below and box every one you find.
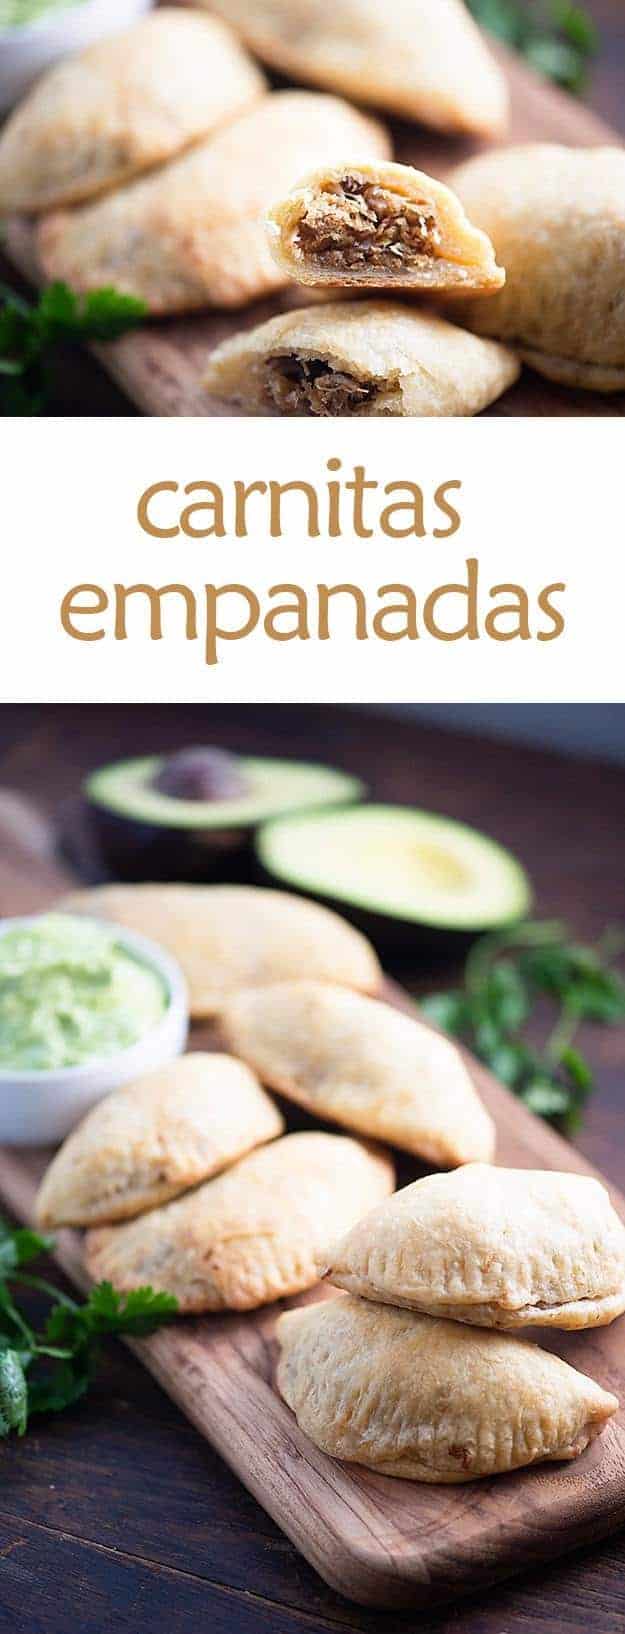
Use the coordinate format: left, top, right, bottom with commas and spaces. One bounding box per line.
0, 1350, 28, 1437
0, 280, 146, 415
0, 1220, 176, 1435
422, 919, 624, 1131
467, 0, 596, 90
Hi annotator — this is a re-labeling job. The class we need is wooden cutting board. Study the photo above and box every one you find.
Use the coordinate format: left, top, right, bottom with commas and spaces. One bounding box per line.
5, 30, 625, 417
0, 795, 625, 1611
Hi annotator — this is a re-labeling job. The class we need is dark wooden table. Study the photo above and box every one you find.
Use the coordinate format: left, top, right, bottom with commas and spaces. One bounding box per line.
0, 702, 624, 1633
1, 0, 623, 416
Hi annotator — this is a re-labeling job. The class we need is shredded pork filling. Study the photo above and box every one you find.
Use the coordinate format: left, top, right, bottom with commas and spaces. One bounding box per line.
295, 176, 442, 270
264, 354, 376, 416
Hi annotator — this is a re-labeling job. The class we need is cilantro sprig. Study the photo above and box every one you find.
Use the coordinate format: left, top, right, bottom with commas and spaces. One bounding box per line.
468, 0, 597, 90
0, 1218, 177, 1437
0, 280, 146, 415
421, 920, 625, 1133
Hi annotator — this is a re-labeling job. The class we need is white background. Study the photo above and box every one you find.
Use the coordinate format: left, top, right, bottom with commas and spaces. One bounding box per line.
1, 415, 622, 702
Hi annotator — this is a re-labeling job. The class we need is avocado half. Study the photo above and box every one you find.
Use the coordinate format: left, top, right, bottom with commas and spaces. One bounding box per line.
256, 803, 532, 956
85, 751, 365, 883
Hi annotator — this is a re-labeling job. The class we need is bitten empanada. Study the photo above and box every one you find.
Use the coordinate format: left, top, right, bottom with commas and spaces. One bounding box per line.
220, 981, 495, 1164
35, 1053, 284, 1229
267, 162, 504, 296
58, 885, 381, 1019
202, 300, 519, 415
85, 1133, 395, 1311
202, 0, 508, 137
322, 1165, 625, 1330
276, 1296, 618, 1482
451, 145, 625, 392
0, 9, 265, 215
37, 92, 390, 313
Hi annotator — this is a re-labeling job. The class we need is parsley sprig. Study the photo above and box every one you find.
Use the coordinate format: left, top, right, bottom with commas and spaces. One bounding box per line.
468, 0, 597, 90
0, 280, 146, 414
421, 920, 625, 1133
0, 1218, 177, 1437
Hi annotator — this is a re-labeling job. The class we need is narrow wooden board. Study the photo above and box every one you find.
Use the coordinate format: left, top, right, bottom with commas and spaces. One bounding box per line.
5, 33, 624, 417
0, 798, 625, 1610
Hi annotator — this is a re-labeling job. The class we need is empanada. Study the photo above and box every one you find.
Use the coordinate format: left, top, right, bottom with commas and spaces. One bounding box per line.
202, 0, 508, 137
0, 9, 266, 215
58, 885, 381, 1019
85, 1132, 395, 1311
276, 1296, 618, 1482
35, 1053, 284, 1229
451, 145, 625, 392
220, 980, 495, 1164
322, 1164, 625, 1329
37, 92, 390, 313
267, 161, 504, 296
202, 300, 520, 415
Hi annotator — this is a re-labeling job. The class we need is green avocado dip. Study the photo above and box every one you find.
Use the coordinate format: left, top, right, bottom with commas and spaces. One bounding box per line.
0, 0, 85, 26
0, 913, 167, 1072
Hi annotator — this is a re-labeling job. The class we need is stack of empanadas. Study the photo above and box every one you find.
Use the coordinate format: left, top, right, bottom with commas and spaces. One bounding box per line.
0, 0, 525, 414
204, 156, 520, 415
276, 1164, 624, 1482
37, 878, 622, 1490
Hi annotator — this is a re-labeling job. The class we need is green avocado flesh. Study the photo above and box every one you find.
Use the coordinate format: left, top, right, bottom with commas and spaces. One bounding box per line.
86, 754, 364, 831
1, 0, 85, 26
257, 805, 531, 932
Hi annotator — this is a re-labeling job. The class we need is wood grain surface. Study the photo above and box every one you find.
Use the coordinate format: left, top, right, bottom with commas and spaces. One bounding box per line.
1, 779, 625, 1610
4, 28, 625, 419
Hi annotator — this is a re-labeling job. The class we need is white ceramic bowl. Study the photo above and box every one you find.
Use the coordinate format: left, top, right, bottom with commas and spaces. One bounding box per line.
0, 915, 189, 1145
0, 0, 153, 115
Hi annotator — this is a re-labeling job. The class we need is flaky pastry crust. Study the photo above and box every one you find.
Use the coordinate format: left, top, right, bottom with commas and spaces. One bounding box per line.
0, 9, 266, 214
452, 145, 625, 391
220, 980, 495, 1164
57, 884, 381, 1019
203, 299, 519, 415
85, 1133, 395, 1311
276, 1296, 618, 1482
35, 1053, 284, 1228
322, 1164, 625, 1329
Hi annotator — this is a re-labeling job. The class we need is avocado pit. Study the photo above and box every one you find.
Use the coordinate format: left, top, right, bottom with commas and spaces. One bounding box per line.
153, 747, 250, 803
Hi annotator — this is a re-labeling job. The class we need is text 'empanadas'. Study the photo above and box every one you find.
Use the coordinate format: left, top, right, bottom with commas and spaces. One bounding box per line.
267, 162, 504, 296
38, 92, 390, 313
276, 1295, 618, 1483
322, 1164, 625, 1329
220, 980, 495, 1165
0, 8, 266, 215
35, 1052, 284, 1229
85, 1132, 395, 1311
452, 145, 625, 392
202, 0, 508, 137
203, 300, 520, 416
58, 884, 380, 1019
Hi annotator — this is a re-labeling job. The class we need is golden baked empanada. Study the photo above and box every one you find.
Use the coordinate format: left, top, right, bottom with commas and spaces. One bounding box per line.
202, 300, 520, 415
220, 980, 495, 1164
37, 92, 390, 313
58, 885, 381, 1019
322, 1164, 625, 1329
85, 1132, 395, 1311
267, 161, 504, 296
276, 1296, 618, 1482
202, 0, 508, 136
35, 1053, 284, 1229
0, 9, 265, 215
451, 145, 625, 392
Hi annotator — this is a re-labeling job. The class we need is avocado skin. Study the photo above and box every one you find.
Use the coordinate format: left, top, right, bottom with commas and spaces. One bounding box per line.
87, 805, 257, 884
